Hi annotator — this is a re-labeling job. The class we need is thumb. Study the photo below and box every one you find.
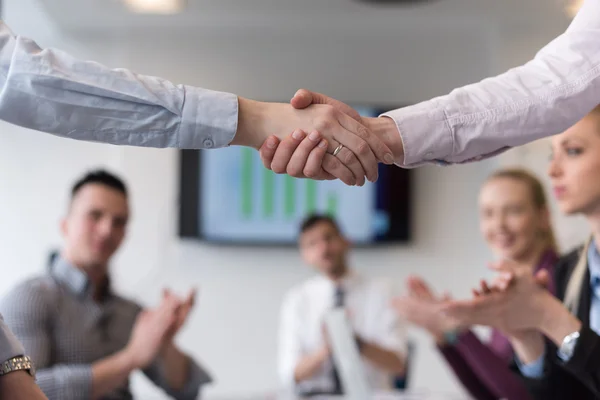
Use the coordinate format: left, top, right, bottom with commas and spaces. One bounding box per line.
290, 89, 314, 110
291, 89, 362, 122
534, 269, 550, 288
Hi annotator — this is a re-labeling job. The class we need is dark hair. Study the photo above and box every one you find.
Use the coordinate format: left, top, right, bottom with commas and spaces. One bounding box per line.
71, 169, 127, 199
299, 214, 341, 236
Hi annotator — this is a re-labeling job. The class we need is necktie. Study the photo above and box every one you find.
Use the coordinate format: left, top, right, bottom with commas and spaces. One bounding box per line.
330, 285, 344, 394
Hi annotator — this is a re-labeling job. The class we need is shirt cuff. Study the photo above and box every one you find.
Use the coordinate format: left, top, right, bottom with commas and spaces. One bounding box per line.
0, 316, 25, 363
516, 352, 545, 379
380, 101, 453, 168
37, 365, 93, 400
178, 86, 238, 149
160, 358, 212, 400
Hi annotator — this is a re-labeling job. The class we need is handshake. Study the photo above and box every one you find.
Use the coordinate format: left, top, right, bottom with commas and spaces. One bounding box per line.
233, 89, 405, 187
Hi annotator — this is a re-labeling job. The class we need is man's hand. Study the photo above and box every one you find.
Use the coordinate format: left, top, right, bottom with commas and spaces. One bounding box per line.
258, 90, 405, 184
233, 98, 395, 186
125, 296, 179, 369
162, 288, 196, 344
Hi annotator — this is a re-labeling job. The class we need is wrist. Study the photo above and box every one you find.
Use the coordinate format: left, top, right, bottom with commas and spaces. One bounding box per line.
233, 97, 271, 149
539, 294, 582, 346
117, 347, 138, 373
364, 117, 404, 164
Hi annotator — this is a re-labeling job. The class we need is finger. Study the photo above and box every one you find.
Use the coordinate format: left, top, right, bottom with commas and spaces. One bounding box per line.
290, 89, 314, 110
332, 116, 379, 183
480, 280, 491, 294
286, 131, 325, 178
331, 143, 367, 186
270, 130, 306, 174
259, 136, 280, 170
442, 292, 453, 301
336, 112, 394, 167
534, 269, 550, 286
291, 89, 362, 122
303, 136, 335, 180
186, 288, 197, 307
322, 154, 356, 186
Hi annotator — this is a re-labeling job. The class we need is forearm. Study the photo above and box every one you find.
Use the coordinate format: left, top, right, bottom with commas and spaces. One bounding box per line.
538, 294, 582, 347
293, 347, 329, 383
91, 349, 136, 399
358, 339, 405, 375
157, 343, 190, 391
0, 371, 48, 400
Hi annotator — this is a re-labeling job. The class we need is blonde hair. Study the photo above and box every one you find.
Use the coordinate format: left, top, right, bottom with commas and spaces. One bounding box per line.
485, 168, 559, 254
563, 237, 591, 313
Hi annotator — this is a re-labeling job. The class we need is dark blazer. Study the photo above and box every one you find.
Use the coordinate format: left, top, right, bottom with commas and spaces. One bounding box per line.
515, 248, 600, 399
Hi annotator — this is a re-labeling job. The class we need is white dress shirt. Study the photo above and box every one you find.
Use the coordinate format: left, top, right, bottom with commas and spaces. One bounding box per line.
277, 272, 406, 393
384, 0, 600, 167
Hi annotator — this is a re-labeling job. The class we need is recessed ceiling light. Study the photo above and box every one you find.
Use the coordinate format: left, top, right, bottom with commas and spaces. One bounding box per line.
123, 0, 184, 14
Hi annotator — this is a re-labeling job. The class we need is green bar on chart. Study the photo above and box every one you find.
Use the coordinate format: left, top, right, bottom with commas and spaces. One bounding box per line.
284, 176, 296, 218
306, 180, 317, 213
326, 192, 337, 216
263, 168, 275, 217
241, 148, 253, 218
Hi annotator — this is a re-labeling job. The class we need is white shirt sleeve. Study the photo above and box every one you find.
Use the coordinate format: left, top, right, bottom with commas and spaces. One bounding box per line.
370, 281, 407, 358
0, 20, 238, 149
277, 290, 304, 389
383, 0, 600, 167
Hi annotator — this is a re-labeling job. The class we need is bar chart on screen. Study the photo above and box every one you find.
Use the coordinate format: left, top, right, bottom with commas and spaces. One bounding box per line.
200, 146, 376, 243
239, 148, 340, 219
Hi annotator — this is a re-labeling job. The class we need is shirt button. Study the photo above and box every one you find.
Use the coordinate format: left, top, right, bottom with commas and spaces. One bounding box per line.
203, 138, 214, 148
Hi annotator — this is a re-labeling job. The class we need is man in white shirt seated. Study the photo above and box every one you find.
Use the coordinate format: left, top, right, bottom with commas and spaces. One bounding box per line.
277, 214, 407, 396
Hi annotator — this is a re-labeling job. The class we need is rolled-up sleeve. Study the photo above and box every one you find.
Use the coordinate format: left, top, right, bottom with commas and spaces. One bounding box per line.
383, 0, 600, 167
0, 20, 238, 149
0, 315, 25, 363
144, 356, 212, 400
0, 282, 92, 400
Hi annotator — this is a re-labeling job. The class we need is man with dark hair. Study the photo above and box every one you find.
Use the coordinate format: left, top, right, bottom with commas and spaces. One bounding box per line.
278, 214, 407, 395
0, 169, 210, 400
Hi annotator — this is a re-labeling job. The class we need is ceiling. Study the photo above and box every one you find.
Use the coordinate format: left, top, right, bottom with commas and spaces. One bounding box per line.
32, 0, 569, 34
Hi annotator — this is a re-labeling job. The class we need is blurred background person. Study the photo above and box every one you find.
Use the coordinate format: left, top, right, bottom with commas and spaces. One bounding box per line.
278, 214, 407, 396
0, 170, 211, 400
393, 168, 558, 400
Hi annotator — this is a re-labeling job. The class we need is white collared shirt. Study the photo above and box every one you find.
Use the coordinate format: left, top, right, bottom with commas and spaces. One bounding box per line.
277, 272, 406, 393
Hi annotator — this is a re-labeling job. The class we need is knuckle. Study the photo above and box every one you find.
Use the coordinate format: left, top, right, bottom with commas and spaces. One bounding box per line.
343, 150, 357, 165
303, 167, 317, 178
287, 165, 302, 178
356, 141, 370, 156
356, 125, 369, 139
272, 163, 286, 174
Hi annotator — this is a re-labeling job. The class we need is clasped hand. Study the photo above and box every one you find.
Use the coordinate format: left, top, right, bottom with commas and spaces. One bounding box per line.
235, 90, 404, 186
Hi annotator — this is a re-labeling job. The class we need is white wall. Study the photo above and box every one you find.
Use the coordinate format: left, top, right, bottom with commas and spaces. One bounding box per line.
0, 2, 579, 398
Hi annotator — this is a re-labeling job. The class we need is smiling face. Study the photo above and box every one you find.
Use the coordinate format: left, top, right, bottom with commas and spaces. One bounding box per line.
479, 172, 551, 261
61, 183, 129, 270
